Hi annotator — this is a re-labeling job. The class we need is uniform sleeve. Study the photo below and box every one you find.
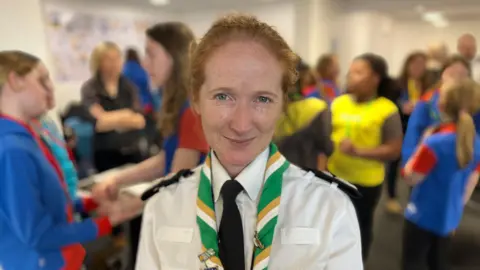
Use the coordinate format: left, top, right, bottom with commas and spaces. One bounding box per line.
408, 141, 437, 175
327, 197, 363, 269
0, 151, 111, 251
73, 195, 99, 213
136, 199, 163, 269
402, 101, 429, 166
178, 108, 209, 153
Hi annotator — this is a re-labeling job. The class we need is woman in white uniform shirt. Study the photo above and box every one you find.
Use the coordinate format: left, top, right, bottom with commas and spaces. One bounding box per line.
136, 14, 363, 270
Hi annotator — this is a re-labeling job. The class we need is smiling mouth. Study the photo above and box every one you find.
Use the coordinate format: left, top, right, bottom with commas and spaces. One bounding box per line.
224, 136, 255, 144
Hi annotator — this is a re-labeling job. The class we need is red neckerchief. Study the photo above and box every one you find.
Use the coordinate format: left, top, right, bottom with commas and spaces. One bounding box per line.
433, 122, 456, 134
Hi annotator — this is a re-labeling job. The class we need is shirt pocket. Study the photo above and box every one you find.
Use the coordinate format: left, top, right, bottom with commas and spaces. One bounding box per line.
275, 228, 326, 270
281, 227, 320, 245
156, 226, 196, 269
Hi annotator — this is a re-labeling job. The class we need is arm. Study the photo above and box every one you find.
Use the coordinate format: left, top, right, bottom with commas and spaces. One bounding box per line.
402, 102, 429, 166
115, 151, 166, 187
403, 142, 437, 186
355, 112, 403, 162
170, 108, 209, 172
327, 198, 363, 269
0, 151, 111, 250
80, 81, 144, 132
135, 199, 162, 269
464, 165, 480, 204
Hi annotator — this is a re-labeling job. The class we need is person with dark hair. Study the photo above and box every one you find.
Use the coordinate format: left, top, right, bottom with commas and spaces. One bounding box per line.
328, 53, 403, 261
402, 54, 480, 165
92, 23, 209, 267
123, 48, 155, 114
303, 53, 341, 104
385, 51, 428, 214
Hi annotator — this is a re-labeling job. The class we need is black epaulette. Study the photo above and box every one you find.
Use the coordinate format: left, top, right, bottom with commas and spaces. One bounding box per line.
141, 169, 194, 201
300, 167, 362, 199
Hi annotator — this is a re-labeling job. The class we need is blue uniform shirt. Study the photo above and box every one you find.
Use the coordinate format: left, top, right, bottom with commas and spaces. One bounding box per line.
405, 123, 480, 236
402, 90, 480, 165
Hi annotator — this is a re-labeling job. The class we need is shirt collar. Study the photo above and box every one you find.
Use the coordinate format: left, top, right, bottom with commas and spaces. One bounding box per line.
211, 147, 270, 202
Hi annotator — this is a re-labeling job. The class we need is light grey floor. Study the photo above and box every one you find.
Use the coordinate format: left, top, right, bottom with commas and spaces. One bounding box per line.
366, 183, 480, 270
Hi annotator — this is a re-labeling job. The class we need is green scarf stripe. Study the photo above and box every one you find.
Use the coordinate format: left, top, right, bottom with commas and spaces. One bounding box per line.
257, 161, 289, 212
197, 143, 288, 269
257, 217, 278, 245
196, 217, 219, 252
198, 171, 215, 210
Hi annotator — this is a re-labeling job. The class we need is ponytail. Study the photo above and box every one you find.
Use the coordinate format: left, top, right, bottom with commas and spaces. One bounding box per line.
378, 76, 400, 102
456, 110, 475, 168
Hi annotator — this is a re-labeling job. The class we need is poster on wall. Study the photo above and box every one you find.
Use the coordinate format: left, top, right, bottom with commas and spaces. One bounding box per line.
43, 5, 155, 82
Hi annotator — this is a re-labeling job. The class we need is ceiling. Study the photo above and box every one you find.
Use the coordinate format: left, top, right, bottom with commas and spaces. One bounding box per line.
347, 0, 480, 21
45, 0, 480, 20
45, 0, 294, 13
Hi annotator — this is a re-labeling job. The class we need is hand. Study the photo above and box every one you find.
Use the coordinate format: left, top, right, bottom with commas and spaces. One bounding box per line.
131, 114, 146, 129
339, 139, 357, 156
104, 198, 143, 226
92, 176, 120, 202
121, 113, 145, 130
402, 102, 414, 114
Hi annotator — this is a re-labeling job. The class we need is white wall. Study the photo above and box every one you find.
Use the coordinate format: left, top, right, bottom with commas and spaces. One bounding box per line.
180, 2, 296, 49
41, 1, 174, 112
0, 0, 51, 67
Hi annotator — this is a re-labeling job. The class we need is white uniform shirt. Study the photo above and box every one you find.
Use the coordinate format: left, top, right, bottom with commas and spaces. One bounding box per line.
136, 148, 363, 270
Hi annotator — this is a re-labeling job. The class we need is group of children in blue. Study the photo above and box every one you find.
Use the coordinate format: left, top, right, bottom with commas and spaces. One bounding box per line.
301, 62, 480, 269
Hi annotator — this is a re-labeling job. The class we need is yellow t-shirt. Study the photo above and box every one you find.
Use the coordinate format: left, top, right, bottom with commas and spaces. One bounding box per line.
327, 95, 398, 187
275, 97, 327, 139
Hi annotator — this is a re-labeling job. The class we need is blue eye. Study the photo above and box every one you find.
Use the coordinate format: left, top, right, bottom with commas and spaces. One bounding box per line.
257, 96, 272, 103
214, 93, 229, 101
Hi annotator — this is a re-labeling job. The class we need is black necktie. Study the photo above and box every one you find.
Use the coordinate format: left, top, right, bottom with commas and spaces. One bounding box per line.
218, 180, 245, 270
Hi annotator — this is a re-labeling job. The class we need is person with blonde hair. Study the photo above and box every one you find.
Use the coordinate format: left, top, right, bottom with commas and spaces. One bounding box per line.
402, 78, 480, 270
81, 41, 146, 173
0, 50, 135, 269
136, 14, 362, 270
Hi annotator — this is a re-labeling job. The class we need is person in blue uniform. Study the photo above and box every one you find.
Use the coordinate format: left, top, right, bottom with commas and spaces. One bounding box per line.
402, 78, 480, 270
0, 51, 137, 270
123, 48, 155, 114
402, 55, 480, 165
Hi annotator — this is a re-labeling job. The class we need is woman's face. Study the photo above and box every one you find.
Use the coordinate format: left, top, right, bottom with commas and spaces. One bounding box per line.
144, 37, 173, 88
99, 49, 122, 77
442, 62, 469, 83
194, 40, 284, 169
15, 62, 52, 118
408, 56, 427, 80
346, 59, 377, 97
